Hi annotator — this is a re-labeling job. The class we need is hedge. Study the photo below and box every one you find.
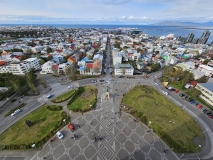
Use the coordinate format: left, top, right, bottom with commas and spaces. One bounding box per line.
51, 90, 76, 103
4, 103, 27, 117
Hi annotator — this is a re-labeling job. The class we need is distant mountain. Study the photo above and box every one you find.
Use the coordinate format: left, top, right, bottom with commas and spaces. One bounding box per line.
153, 21, 213, 26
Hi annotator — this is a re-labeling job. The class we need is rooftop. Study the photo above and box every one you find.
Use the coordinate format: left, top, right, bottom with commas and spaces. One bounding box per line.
199, 82, 213, 93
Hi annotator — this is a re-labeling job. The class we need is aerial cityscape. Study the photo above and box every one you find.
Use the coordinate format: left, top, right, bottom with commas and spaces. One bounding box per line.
0, 0, 213, 160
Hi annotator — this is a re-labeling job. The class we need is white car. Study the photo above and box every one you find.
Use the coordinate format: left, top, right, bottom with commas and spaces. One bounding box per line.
56, 131, 64, 139
68, 85, 73, 89
162, 91, 168, 95
92, 80, 97, 83
11, 109, 21, 116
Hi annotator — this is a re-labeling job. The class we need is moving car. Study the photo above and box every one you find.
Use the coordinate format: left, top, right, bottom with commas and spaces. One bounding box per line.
11, 109, 21, 116
162, 91, 168, 95
47, 94, 54, 99
56, 131, 64, 139
91, 80, 97, 83
99, 80, 105, 82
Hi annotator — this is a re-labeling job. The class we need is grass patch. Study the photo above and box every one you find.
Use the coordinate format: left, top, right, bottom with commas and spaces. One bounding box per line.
122, 85, 204, 153
11, 99, 17, 103
169, 81, 186, 91
0, 105, 69, 150
4, 103, 27, 117
51, 90, 76, 103
67, 86, 97, 112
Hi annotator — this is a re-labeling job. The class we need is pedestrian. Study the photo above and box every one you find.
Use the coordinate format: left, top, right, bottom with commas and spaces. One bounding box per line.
164, 149, 168, 153
43, 157, 46, 159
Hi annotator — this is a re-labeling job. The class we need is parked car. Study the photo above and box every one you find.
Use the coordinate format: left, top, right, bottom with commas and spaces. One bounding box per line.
100, 80, 105, 82
208, 114, 213, 119
174, 89, 179, 93
47, 94, 54, 99
11, 109, 21, 116
68, 85, 73, 89
193, 101, 199, 106
179, 93, 185, 97
67, 123, 74, 131
182, 95, 188, 99
56, 131, 64, 139
203, 109, 212, 115
170, 88, 175, 91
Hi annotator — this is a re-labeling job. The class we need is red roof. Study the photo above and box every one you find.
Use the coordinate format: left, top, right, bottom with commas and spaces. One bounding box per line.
190, 80, 198, 87
56, 49, 62, 53
86, 63, 93, 69
93, 61, 102, 69
52, 64, 59, 69
0, 61, 5, 66
128, 53, 134, 56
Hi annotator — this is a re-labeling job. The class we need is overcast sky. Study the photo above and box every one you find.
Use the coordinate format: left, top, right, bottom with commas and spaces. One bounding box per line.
0, 0, 213, 24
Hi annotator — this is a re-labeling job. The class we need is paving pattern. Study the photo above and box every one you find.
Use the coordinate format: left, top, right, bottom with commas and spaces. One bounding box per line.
31, 96, 178, 160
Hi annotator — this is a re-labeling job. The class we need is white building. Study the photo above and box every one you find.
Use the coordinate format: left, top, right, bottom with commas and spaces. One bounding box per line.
114, 64, 134, 76
0, 58, 41, 75
58, 63, 70, 75
40, 61, 55, 74
197, 65, 213, 77
113, 52, 122, 65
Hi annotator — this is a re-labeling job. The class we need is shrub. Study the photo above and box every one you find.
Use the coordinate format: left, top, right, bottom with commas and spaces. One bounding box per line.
67, 87, 84, 105
46, 105, 62, 111
51, 90, 75, 103
11, 99, 17, 103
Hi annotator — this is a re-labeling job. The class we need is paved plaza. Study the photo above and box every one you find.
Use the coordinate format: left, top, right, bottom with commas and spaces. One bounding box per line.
31, 94, 178, 160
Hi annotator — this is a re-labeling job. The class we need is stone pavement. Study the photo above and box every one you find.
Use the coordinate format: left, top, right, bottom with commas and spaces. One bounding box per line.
31, 93, 178, 160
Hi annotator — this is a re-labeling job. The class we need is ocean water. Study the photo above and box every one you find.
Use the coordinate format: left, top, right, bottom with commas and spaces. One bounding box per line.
1, 24, 213, 44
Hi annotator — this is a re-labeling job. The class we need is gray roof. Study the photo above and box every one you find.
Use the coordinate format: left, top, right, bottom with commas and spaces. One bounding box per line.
115, 64, 133, 69
199, 83, 213, 93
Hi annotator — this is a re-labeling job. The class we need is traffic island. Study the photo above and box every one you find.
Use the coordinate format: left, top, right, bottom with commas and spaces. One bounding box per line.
121, 85, 205, 153
0, 105, 70, 150
67, 86, 97, 113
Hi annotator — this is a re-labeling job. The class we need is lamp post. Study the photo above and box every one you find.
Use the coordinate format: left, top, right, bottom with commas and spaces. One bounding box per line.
148, 121, 152, 127
32, 144, 37, 150
195, 145, 201, 150
63, 119, 66, 124
203, 128, 209, 133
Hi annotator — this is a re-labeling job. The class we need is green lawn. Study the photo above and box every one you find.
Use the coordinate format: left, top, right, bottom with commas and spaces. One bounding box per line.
122, 85, 204, 153
169, 81, 186, 90
0, 105, 64, 148
67, 86, 97, 112
51, 90, 75, 103
4, 103, 27, 117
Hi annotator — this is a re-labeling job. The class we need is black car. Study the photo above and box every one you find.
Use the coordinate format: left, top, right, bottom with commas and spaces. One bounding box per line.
100, 80, 105, 82
170, 88, 175, 91
203, 109, 212, 115
182, 95, 188, 99
179, 93, 185, 97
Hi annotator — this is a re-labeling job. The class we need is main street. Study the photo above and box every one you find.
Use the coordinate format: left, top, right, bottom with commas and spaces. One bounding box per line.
0, 39, 213, 160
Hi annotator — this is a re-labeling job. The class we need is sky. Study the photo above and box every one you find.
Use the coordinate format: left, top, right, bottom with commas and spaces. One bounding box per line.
0, 0, 213, 24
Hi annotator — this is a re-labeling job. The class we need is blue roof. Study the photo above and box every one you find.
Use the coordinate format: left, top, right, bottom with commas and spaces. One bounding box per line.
81, 57, 88, 61
199, 83, 213, 93
79, 66, 86, 71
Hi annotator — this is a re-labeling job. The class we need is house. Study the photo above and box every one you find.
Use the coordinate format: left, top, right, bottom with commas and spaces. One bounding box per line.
176, 61, 195, 71
196, 83, 213, 107
53, 54, 64, 64
189, 80, 198, 88
58, 63, 70, 75
197, 64, 213, 77
114, 64, 134, 76
40, 61, 55, 74
193, 70, 205, 80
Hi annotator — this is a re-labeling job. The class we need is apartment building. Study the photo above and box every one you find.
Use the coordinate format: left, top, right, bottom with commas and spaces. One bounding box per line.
0, 58, 41, 75
40, 61, 54, 74
196, 83, 213, 107
114, 64, 134, 76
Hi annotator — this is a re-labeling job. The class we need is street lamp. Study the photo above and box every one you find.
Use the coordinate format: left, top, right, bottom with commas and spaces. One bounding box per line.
195, 145, 201, 150
31, 144, 37, 150
63, 119, 66, 124
203, 128, 209, 133
148, 121, 152, 127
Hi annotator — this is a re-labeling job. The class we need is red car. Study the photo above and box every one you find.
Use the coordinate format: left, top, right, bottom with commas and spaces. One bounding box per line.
196, 104, 203, 109
174, 89, 179, 93
208, 114, 213, 119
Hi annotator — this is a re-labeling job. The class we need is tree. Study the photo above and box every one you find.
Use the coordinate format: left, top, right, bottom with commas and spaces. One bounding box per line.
26, 48, 34, 54
39, 40, 44, 45
39, 59, 46, 65
150, 63, 161, 72
93, 67, 100, 74
181, 71, 194, 85
21, 54, 31, 60
25, 69, 37, 93
203, 59, 210, 65
46, 47, 53, 53
197, 76, 207, 83
66, 67, 76, 81
52, 66, 58, 75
